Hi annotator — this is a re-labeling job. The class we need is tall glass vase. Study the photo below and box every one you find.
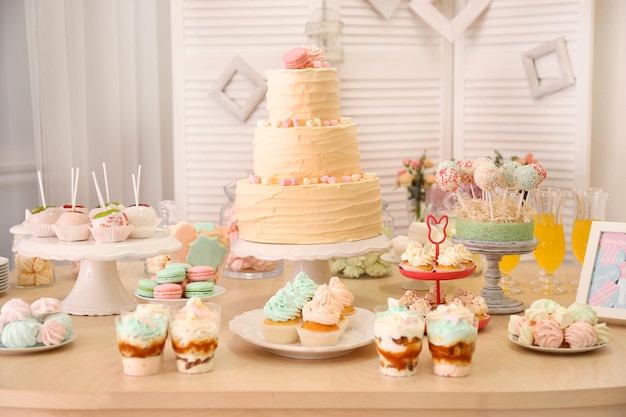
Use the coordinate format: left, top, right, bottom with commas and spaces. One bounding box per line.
406, 186, 428, 223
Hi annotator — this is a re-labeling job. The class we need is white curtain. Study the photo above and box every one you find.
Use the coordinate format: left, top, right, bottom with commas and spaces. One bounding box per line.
24, 0, 173, 210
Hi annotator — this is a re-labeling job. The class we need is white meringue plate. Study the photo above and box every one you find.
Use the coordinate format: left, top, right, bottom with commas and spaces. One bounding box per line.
0, 334, 76, 354
508, 334, 607, 354
229, 307, 375, 359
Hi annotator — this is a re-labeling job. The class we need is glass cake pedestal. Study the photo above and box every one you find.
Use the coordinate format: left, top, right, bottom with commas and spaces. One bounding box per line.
451, 237, 539, 314
231, 235, 391, 284
12, 228, 182, 316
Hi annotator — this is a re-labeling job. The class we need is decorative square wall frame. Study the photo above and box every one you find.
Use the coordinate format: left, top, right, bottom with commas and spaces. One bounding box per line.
522, 36, 576, 99
409, 0, 492, 43
211, 56, 267, 123
366, 0, 403, 19
576, 221, 626, 324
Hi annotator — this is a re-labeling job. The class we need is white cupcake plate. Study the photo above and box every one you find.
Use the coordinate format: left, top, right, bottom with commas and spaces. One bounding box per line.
229, 307, 375, 359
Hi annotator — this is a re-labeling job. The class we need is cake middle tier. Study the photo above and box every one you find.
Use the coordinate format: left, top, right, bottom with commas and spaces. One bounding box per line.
235, 177, 383, 244
254, 122, 360, 180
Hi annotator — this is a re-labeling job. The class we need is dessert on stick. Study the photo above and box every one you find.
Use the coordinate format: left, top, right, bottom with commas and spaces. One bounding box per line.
124, 165, 159, 238
53, 167, 91, 241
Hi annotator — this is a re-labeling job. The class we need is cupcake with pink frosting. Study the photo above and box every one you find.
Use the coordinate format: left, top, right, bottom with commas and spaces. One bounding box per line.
297, 284, 344, 347
328, 276, 355, 330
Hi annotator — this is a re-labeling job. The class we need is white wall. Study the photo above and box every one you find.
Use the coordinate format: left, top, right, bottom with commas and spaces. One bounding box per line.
590, 0, 626, 222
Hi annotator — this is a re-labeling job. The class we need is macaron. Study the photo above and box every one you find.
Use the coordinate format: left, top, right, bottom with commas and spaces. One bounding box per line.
154, 283, 183, 299
136, 278, 159, 298
186, 265, 215, 282
167, 262, 192, 271
156, 266, 186, 284
184, 281, 214, 298
283, 47, 309, 69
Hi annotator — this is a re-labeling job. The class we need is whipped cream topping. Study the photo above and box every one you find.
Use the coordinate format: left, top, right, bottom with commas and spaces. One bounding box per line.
301, 284, 342, 326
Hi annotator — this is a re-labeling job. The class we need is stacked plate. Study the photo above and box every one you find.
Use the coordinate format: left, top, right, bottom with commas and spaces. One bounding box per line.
0, 257, 9, 292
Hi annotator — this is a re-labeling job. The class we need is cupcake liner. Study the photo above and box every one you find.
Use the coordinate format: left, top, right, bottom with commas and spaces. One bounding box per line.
261, 321, 300, 344
296, 325, 342, 347
52, 224, 91, 242
23, 222, 56, 238
90, 225, 134, 243
400, 262, 433, 273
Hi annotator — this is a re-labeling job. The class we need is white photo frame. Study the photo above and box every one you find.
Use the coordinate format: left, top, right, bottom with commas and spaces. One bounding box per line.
211, 56, 267, 123
366, 0, 403, 19
576, 221, 626, 324
522, 36, 576, 99
409, 0, 492, 43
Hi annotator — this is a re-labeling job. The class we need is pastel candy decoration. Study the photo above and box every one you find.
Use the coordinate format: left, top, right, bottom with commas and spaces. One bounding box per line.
457, 160, 475, 184
501, 161, 521, 187
474, 162, 504, 191
436, 165, 461, 193
513, 164, 539, 191
530, 162, 547, 185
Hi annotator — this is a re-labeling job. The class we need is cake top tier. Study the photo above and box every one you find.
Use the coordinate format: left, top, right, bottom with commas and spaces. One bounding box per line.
264, 46, 340, 123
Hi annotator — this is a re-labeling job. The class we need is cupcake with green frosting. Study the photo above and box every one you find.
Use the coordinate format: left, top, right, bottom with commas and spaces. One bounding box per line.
261, 287, 303, 344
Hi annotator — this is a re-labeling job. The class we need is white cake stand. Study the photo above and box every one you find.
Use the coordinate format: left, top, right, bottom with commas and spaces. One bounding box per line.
231, 235, 391, 284
451, 237, 538, 314
12, 228, 182, 316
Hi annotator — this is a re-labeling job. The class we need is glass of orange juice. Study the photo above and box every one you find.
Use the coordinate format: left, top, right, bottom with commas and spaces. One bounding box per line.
531, 188, 567, 295
571, 188, 608, 285
499, 254, 522, 294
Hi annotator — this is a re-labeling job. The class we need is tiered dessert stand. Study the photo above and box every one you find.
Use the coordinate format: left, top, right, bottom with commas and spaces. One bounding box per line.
11, 225, 182, 315
398, 214, 476, 305
231, 235, 390, 284
451, 237, 538, 314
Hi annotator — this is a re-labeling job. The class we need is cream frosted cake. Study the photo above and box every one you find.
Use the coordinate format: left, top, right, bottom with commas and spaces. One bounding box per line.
435, 158, 541, 243
235, 46, 383, 244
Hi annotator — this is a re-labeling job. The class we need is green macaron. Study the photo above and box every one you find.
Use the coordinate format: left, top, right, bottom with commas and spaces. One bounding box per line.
184, 281, 214, 298
156, 266, 186, 284
135, 278, 159, 298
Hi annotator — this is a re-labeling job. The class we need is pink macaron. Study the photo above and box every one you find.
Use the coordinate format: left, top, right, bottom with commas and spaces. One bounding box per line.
153, 283, 183, 299
283, 47, 309, 69
185, 265, 215, 282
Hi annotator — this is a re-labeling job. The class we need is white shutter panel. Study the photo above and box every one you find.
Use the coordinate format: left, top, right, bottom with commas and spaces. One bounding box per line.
453, 0, 594, 262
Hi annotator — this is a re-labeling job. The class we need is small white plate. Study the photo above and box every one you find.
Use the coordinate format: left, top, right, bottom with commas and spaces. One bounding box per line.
229, 307, 375, 359
379, 252, 400, 264
135, 285, 226, 305
0, 334, 76, 354
508, 333, 608, 354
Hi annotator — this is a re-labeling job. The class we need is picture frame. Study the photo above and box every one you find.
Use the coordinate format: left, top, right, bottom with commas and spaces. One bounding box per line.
576, 221, 626, 323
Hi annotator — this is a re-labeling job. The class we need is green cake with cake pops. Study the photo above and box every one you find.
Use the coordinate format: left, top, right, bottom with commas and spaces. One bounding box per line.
435, 158, 544, 244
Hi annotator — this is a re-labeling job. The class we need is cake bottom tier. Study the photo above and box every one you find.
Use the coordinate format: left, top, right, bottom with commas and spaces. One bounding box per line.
235, 177, 383, 244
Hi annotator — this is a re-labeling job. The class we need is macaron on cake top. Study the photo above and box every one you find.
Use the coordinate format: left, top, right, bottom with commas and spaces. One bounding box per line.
282, 45, 329, 69
184, 281, 214, 298
156, 266, 186, 284
136, 278, 159, 298
154, 283, 183, 300
186, 265, 215, 282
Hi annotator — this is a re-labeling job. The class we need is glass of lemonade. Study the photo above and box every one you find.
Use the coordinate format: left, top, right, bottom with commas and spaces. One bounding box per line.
571, 188, 608, 285
531, 188, 567, 295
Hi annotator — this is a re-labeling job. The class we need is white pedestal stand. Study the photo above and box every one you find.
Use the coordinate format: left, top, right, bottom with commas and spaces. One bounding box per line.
452, 237, 538, 315
231, 235, 391, 284
12, 230, 182, 315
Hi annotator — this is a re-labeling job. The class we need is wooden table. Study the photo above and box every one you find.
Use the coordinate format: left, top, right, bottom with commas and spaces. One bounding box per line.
1, 260, 625, 417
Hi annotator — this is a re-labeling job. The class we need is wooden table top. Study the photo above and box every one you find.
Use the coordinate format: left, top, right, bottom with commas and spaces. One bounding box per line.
1, 258, 625, 417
